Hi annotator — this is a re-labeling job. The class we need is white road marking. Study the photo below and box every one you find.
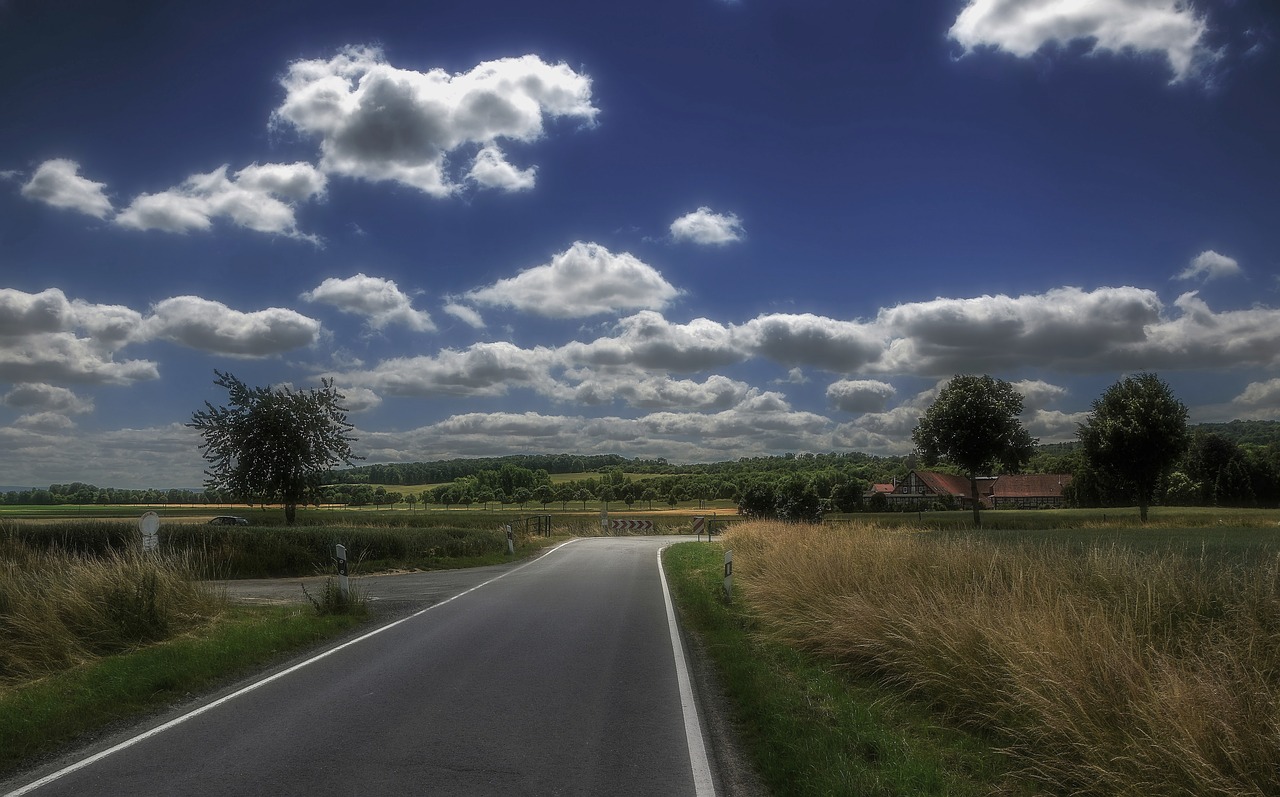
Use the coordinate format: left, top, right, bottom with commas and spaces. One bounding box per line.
658, 546, 718, 797
4, 539, 582, 797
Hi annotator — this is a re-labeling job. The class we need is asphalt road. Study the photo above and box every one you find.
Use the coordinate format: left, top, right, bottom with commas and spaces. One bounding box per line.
5, 537, 718, 797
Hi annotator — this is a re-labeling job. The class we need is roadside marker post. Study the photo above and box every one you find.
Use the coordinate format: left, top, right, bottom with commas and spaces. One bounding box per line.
505, 524, 515, 555
723, 549, 733, 599
335, 544, 349, 601
693, 516, 705, 541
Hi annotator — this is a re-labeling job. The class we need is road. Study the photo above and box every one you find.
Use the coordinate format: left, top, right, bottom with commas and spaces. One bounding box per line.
5, 537, 717, 797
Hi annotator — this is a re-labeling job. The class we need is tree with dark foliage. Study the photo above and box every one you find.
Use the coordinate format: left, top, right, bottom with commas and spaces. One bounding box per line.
188, 371, 359, 525
1078, 372, 1189, 522
912, 374, 1036, 527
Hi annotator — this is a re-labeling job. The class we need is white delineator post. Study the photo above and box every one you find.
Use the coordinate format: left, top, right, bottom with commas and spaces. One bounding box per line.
723, 549, 733, 599
505, 524, 514, 555
335, 544, 349, 601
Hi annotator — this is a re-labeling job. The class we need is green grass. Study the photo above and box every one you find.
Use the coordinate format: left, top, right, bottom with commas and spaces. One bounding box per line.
0, 605, 365, 778
662, 542, 1021, 796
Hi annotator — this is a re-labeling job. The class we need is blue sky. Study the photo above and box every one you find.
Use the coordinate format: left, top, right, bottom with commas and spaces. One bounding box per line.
2, 0, 1278, 488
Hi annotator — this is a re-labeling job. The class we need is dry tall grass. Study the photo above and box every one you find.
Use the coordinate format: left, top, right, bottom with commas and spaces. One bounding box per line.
724, 521, 1280, 796
0, 538, 224, 682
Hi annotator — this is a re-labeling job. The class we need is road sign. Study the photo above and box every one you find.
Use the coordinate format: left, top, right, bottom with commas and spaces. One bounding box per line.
608, 519, 654, 533
138, 511, 160, 552
692, 516, 705, 540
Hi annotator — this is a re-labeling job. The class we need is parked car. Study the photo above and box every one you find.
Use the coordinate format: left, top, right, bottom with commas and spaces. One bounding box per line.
208, 515, 249, 526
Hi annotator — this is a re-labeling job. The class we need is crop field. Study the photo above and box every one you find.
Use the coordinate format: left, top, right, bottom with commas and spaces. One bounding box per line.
721, 517, 1280, 795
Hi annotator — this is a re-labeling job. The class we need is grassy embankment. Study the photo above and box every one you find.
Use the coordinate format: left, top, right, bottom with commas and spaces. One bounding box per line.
665, 512, 1280, 796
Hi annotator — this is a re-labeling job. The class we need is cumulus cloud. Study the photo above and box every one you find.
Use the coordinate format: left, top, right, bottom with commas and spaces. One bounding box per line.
949, 0, 1215, 82
0, 333, 158, 385
1175, 250, 1242, 282
669, 207, 744, 245
466, 145, 537, 191
334, 385, 382, 413
330, 342, 559, 398
3, 383, 94, 414
0, 422, 205, 489
443, 302, 486, 329
466, 242, 680, 318
141, 296, 322, 357
271, 46, 597, 196
566, 373, 750, 411
1011, 379, 1069, 410
826, 379, 896, 413
874, 286, 1163, 375
560, 311, 741, 372
301, 273, 434, 332
735, 313, 884, 372
115, 162, 325, 240
0, 288, 156, 384
1129, 292, 1280, 370
1233, 378, 1280, 408
21, 159, 113, 219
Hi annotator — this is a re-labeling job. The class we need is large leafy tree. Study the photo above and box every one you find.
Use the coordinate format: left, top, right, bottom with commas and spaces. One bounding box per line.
188, 371, 359, 525
911, 374, 1036, 526
1077, 372, 1189, 522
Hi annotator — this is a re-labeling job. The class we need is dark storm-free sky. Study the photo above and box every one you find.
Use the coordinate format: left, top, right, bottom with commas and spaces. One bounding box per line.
1, 0, 1278, 487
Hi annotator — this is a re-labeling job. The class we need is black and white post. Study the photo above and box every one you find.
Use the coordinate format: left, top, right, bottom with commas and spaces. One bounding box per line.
723, 549, 733, 599
335, 543, 349, 601
505, 524, 514, 555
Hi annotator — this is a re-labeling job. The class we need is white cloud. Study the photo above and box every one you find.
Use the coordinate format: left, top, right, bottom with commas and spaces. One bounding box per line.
826, 379, 896, 413
331, 342, 559, 398
271, 46, 597, 196
334, 385, 382, 413
3, 383, 93, 414
560, 312, 741, 372
735, 313, 884, 372
115, 162, 325, 240
0, 422, 205, 489
669, 207, 744, 245
1023, 409, 1088, 441
21, 159, 113, 219
949, 0, 1215, 82
301, 273, 434, 332
566, 373, 750, 411
1175, 250, 1242, 281
12, 411, 77, 433
1233, 378, 1280, 408
466, 242, 681, 318
0, 288, 156, 385
874, 286, 1163, 375
466, 145, 537, 191
141, 296, 322, 357
443, 302, 486, 329
1011, 379, 1068, 410
0, 332, 158, 385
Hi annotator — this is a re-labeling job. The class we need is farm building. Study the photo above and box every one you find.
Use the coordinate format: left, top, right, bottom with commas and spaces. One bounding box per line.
884, 470, 1073, 509
989, 474, 1073, 508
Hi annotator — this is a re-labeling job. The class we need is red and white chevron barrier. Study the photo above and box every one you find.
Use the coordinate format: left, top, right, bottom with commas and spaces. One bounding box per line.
608, 519, 654, 531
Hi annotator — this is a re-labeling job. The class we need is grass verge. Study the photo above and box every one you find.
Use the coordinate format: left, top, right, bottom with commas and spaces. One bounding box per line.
0, 605, 365, 779
662, 542, 1021, 796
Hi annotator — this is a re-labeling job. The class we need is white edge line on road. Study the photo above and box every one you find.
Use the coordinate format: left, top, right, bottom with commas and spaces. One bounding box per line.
4, 538, 583, 797
658, 546, 717, 797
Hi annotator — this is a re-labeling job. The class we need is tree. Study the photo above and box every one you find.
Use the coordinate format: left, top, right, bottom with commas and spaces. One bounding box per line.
911, 374, 1035, 526
1078, 372, 1189, 522
188, 371, 359, 525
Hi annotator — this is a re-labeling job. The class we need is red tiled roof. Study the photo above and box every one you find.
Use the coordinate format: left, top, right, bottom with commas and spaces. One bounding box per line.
871, 483, 895, 494
914, 471, 974, 498
992, 474, 1072, 498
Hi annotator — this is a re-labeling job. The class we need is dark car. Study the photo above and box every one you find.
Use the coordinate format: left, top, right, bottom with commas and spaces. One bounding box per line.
208, 515, 249, 526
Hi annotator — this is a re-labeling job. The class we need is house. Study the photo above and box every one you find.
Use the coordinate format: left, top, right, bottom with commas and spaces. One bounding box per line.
886, 470, 1072, 510
989, 474, 1073, 509
889, 470, 992, 509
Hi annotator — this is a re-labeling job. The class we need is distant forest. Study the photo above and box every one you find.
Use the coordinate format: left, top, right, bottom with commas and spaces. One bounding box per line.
4, 420, 1277, 509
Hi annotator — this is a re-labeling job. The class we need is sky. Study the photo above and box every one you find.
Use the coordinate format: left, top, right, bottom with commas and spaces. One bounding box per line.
1, 0, 1278, 489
